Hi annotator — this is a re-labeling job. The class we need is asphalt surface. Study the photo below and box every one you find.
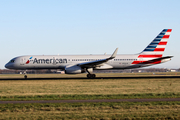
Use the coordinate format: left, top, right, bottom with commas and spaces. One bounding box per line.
1, 98, 180, 104
0, 75, 180, 80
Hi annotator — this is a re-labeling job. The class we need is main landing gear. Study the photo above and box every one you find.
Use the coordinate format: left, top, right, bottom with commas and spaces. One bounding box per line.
86, 68, 96, 79
87, 74, 96, 79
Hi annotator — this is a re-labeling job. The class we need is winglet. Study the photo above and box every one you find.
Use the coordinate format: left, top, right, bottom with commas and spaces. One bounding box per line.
110, 48, 118, 59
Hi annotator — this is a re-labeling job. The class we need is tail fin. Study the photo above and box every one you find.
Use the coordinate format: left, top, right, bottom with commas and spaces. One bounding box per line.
139, 29, 172, 58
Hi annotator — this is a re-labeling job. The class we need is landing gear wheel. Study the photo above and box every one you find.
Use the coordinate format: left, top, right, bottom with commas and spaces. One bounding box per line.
24, 75, 27, 79
92, 74, 96, 78
87, 74, 96, 79
87, 74, 91, 78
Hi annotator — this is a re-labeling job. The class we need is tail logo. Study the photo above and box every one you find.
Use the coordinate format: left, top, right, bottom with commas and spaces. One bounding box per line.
142, 29, 171, 53
132, 29, 172, 65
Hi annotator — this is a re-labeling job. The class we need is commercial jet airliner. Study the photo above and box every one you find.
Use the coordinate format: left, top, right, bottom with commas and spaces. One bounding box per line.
5, 29, 173, 79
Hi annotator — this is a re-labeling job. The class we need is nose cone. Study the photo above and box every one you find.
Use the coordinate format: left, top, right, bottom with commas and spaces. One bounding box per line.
5, 63, 10, 69
5, 63, 14, 69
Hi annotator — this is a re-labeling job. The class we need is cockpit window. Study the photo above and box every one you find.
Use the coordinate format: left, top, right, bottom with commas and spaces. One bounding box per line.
10, 60, 15, 63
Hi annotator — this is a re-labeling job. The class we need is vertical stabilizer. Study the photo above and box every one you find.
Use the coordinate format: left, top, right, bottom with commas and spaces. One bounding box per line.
139, 29, 172, 58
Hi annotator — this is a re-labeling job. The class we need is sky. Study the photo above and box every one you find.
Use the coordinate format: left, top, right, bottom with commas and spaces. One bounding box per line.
0, 0, 180, 69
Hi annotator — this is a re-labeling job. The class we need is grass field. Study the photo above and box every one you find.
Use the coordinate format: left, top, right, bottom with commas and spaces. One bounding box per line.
0, 73, 180, 97
0, 72, 180, 78
0, 102, 180, 119
0, 73, 180, 119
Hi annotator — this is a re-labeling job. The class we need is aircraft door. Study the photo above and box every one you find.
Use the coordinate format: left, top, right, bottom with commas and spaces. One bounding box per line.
139, 57, 143, 64
53, 57, 56, 65
20, 58, 26, 65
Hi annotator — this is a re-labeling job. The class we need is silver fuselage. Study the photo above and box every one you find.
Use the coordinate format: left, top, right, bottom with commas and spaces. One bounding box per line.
5, 54, 170, 70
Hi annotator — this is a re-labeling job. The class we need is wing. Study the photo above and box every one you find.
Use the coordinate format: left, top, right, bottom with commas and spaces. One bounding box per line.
77, 48, 118, 68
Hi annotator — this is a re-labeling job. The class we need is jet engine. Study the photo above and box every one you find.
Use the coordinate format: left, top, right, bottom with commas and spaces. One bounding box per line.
65, 65, 86, 74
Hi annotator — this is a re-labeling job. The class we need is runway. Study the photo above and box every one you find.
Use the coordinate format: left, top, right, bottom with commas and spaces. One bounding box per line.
0, 75, 180, 80
1, 98, 180, 104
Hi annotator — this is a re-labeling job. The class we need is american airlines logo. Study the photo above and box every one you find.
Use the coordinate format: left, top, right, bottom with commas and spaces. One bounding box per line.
26, 57, 33, 64
26, 57, 67, 64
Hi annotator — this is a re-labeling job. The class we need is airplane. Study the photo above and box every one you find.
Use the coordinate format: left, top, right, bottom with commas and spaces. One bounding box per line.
5, 29, 173, 79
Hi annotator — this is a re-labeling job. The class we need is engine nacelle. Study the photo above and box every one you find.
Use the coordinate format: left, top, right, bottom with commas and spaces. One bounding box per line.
95, 64, 113, 69
65, 65, 86, 74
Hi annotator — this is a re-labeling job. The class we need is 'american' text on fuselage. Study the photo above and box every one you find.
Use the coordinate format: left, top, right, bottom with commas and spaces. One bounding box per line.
33, 58, 67, 64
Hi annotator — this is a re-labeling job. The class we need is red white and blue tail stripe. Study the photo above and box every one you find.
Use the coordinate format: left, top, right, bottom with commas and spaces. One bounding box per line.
132, 29, 172, 65
139, 29, 172, 58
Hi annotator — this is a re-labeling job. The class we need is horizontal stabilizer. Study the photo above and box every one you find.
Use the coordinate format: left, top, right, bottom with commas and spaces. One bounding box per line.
140, 56, 173, 64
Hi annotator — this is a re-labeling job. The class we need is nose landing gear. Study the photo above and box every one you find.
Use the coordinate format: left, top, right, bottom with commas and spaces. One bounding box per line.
24, 75, 27, 79
23, 70, 27, 79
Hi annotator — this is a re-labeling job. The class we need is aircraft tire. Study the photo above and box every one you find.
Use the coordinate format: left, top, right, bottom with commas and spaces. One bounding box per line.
24, 75, 27, 79
92, 74, 96, 78
87, 74, 91, 78
87, 74, 96, 79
